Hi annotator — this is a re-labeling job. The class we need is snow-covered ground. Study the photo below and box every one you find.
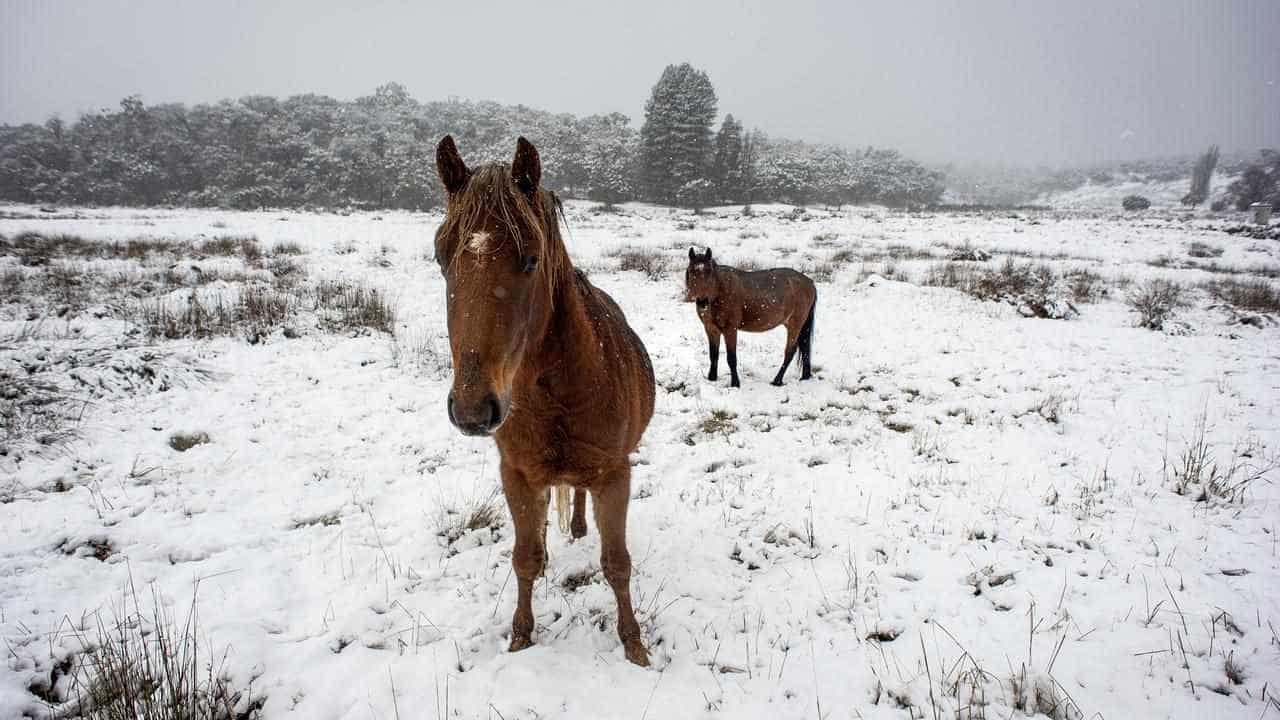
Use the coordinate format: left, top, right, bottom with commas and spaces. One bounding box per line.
1033, 171, 1238, 211
2, 201, 1279, 719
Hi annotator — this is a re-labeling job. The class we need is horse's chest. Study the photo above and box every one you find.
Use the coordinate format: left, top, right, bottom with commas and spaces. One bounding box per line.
497, 411, 581, 482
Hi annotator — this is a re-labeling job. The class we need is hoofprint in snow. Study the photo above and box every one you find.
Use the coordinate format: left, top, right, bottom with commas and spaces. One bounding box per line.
2, 201, 1278, 719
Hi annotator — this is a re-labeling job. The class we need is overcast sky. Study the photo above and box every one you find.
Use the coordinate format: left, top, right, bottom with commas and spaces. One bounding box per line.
2, 0, 1277, 167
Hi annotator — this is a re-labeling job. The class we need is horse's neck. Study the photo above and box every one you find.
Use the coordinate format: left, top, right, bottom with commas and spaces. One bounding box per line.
523, 263, 598, 381
714, 268, 738, 299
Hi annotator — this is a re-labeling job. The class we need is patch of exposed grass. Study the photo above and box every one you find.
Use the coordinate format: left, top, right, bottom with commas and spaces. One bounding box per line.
198, 235, 261, 259
313, 281, 395, 334
1204, 278, 1280, 313
137, 288, 294, 342
136, 279, 394, 341
270, 241, 305, 256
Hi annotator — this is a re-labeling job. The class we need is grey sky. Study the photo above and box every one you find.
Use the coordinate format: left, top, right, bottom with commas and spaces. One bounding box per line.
2, 0, 1277, 167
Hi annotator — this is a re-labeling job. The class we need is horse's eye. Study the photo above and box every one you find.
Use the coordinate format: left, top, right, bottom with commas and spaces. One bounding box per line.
521, 255, 539, 274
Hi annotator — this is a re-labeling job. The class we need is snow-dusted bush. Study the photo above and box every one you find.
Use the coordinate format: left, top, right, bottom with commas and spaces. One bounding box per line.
1121, 195, 1151, 211
925, 259, 1077, 319
1126, 279, 1188, 329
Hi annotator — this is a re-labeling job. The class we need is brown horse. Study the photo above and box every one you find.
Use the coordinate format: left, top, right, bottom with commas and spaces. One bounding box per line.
685, 247, 817, 387
434, 135, 656, 666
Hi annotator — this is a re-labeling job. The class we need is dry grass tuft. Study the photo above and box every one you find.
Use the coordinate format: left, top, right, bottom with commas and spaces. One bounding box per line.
435, 486, 504, 553
1168, 408, 1278, 503
55, 583, 264, 720
700, 409, 737, 436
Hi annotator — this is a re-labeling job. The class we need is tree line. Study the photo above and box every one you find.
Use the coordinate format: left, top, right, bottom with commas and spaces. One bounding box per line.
0, 65, 945, 211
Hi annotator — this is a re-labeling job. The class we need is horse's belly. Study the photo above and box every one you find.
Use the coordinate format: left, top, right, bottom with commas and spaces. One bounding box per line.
740, 315, 784, 333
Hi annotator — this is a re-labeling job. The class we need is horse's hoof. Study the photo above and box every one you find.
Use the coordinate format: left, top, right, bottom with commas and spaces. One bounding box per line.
624, 641, 651, 667
800, 374, 812, 381
770, 379, 784, 387
509, 636, 534, 653
570, 520, 588, 540
707, 374, 717, 382
730, 380, 741, 388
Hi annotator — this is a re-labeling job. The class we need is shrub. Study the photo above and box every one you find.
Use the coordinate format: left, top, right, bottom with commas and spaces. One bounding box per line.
1127, 279, 1188, 330
1187, 242, 1223, 258
1225, 149, 1280, 211
925, 259, 1076, 319
1204, 278, 1280, 313
614, 247, 669, 281
1122, 195, 1151, 211
1064, 268, 1107, 303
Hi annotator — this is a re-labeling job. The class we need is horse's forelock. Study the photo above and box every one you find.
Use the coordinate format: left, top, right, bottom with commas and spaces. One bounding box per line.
440, 163, 565, 304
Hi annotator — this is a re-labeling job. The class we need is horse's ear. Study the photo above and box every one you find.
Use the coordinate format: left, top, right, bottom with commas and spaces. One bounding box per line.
689, 247, 696, 262
436, 135, 469, 195
512, 137, 541, 199
704, 247, 713, 262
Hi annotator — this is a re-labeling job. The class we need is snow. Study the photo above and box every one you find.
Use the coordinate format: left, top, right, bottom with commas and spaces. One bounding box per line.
1034, 171, 1237, 211
2, 201, 1279, 719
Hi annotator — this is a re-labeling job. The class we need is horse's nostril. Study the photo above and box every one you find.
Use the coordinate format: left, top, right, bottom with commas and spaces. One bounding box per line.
486, 394, 503, 429
447, 395, 457, 425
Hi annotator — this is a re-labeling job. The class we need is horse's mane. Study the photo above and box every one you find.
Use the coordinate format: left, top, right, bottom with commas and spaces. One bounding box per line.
439, 163, 569, 307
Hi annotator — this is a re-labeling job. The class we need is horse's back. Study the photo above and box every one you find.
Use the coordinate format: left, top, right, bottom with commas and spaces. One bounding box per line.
736, 267, 816, 303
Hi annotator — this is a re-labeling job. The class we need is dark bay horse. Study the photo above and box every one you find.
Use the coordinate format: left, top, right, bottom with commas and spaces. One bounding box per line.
434, 135, 656, 666
685, 247, 816, 387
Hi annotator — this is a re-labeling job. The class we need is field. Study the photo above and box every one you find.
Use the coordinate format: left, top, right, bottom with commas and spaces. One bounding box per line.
2, 201, 1279, 719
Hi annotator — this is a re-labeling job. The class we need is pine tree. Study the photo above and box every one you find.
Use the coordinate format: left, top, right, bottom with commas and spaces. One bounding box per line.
637, 63, 718, 206
582, 113, 636, 206
1181, 144, 1218, 206
712, 114, 744, 203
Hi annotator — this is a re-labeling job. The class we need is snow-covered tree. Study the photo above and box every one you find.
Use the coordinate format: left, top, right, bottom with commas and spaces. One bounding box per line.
712, 114, 745, 204
637, 63, 718, 206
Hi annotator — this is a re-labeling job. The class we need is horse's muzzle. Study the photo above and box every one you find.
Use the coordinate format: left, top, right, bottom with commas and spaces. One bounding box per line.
447, 392, 505, 436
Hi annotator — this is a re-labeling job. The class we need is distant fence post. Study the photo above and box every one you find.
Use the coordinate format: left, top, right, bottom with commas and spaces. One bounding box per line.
1252, 202, 1273, 226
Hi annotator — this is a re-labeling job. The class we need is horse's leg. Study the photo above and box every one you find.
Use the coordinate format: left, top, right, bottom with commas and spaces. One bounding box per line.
798, 298, 815, 380
570, 487, 588, 539
501, 463, 548, 652
724, 327, 740, 388
771, 321, 801, 386
592, 469, 649, 666
704, 325, 721, 382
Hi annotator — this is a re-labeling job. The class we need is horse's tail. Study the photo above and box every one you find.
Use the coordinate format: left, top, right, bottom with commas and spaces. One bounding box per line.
555, 485, 572, 535
798, 293, 816, 364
